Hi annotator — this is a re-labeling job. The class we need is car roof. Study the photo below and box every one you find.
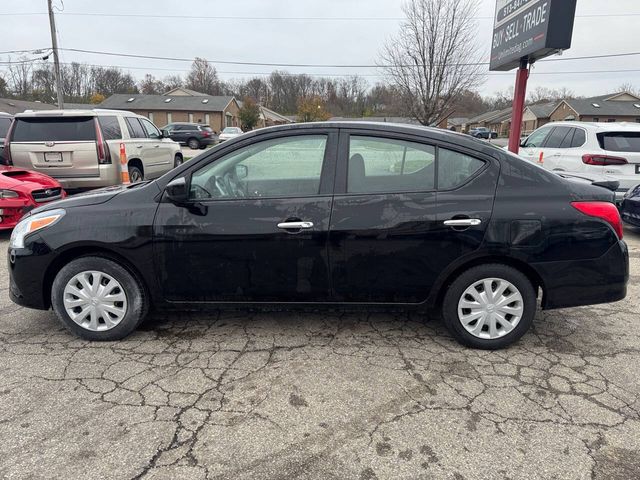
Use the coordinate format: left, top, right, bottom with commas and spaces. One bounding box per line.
538, 121, 640, 132
14, 109, 139, 118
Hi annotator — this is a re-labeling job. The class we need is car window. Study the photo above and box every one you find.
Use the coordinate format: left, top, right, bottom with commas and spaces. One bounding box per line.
347, 136, 435, 194
559, 128, 575, 148
571, 129, 586, 147
0, 117, 11, 137
97, 116, 122, 140
523, 128, 551, 148
190, 135, 327, 200
11, 117, 96, 142
597, 132, 640, 152
140, 118, 161, 139
125, 117, 147, 139
544, 126, 573, 148
438, 148, 485, 190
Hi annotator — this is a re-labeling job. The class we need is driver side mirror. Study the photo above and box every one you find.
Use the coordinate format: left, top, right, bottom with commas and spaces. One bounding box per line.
520, 139, 527, 148
165, 177, 189, 204
235, 164, 248, 180
161, 129, 171, 138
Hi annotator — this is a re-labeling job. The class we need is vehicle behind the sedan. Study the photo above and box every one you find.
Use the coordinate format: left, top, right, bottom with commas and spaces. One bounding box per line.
0, 165, 65, 230
218, 126, 243, 142
163, 122, 217, 149
5, 109, 183, 190
519, 121, 640, 202
621, 182, 640, 227
469, 127, 498, 139
0, 112, 12, 164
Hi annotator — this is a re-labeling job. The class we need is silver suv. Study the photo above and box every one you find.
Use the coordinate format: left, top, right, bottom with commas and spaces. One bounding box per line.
5, 109, 182, 189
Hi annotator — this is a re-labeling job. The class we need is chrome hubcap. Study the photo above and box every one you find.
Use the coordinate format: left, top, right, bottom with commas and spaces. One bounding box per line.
457, 278, 524, 340
63, 271, 127, 331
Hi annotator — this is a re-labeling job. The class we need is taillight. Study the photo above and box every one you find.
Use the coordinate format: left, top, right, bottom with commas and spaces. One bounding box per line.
571, 201, 624, 239
94, 119, 111, 164
202, 131, 211, 137
582, 154, 627, 166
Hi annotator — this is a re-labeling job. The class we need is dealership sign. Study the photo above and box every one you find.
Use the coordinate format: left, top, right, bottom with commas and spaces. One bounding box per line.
490, 0, 577, 71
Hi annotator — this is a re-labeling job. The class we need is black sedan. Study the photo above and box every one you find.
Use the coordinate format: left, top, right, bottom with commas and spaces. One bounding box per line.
621, 183, 640, 227
7, 122, 629, 349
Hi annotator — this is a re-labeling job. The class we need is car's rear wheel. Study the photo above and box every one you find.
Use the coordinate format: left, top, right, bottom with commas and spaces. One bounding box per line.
129, 165, 143, 183
442, 264, 536, 349
51, 256, 148, 341
187, 138, 200, 149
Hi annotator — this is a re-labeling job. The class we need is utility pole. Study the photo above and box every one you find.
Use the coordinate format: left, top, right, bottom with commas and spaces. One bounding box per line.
47, 0, 64, 108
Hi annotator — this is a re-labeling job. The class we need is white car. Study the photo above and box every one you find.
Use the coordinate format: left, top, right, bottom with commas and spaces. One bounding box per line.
518, 121, 640, 202
218, 127, 244, 142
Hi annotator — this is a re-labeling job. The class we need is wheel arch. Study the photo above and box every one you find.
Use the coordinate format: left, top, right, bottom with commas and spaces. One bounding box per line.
429, 255, 546, 310
43, 245, 151, 310
128, 158, 144, 177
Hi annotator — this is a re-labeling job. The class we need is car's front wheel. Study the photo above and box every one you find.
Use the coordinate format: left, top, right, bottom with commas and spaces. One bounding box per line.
51, 256, 148, 341
442, 264, 536, 349
187, 138, 200, 149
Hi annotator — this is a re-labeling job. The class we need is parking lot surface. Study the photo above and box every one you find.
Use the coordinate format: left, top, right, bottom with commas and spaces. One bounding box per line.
0, 228, 639, 480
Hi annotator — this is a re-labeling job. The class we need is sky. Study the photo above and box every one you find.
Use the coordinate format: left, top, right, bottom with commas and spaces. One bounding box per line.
2, 0, 640, 98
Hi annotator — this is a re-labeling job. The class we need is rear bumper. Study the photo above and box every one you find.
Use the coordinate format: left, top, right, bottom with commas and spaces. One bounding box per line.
534, 240, 629, 310
45, 164, 120, 189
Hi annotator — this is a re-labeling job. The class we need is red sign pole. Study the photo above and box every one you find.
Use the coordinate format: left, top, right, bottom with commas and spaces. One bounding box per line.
508, 58, 530, 154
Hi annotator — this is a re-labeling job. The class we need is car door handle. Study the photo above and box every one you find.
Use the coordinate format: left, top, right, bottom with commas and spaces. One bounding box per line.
136, 145, 143, 148
444, 219, 482, 227
154, 145, 160, 148
277, 221, 314, 230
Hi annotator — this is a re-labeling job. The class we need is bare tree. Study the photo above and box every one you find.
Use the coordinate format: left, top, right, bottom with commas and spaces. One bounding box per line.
527, 86, 574, 104
186, 58, 222, 95
380, 0, 484, 125
163, 75, 183, 91
139, 74, 166, 94
618, 82, 640, 97
6, 58, 34, 98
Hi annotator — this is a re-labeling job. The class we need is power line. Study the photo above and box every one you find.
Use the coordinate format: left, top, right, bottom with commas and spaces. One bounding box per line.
56, 47, 640, 69
1, 11, 640, 20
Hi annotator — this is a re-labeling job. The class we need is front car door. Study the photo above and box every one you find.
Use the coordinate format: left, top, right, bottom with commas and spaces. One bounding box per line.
153, 129, 338, 303
520, 126, 553, 165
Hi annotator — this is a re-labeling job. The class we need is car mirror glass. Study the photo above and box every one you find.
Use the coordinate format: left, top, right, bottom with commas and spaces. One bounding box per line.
161, 129, 170, 138
165, 177, 188, 204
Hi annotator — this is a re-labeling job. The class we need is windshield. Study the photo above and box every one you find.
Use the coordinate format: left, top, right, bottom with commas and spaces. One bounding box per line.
12, 117, 96, 142
598, 132, 640, 152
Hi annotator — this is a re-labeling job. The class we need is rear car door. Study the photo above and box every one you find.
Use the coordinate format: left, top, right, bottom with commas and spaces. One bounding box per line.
153, 129, 338, 303
9, 115, 99, 181
328, 130, 499, 303
538, 126, 574, 170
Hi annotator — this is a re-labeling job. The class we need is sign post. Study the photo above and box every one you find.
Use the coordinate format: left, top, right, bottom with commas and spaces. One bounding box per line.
490, 0, 577, 153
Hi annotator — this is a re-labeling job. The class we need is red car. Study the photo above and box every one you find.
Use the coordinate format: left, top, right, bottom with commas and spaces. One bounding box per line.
0, 166, 66, 230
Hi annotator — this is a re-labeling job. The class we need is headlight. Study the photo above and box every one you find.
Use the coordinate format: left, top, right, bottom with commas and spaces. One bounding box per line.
0, 189, 19, 199
624, 184, 640, 199
10, 209, 66, 249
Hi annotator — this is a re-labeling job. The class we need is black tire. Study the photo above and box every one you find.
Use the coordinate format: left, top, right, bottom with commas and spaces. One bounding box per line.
441, 264, 536, 350
51, 256, 149, 341
129, 165, 144, 183
187, 138, 200, 149
174, 154, 183, 168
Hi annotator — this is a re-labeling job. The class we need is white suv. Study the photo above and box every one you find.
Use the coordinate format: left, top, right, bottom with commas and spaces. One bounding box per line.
5, 109, 183, 189
519, 121, 640, 201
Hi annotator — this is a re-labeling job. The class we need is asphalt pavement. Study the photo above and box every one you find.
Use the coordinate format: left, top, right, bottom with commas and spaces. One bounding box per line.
0, 227, 639, 479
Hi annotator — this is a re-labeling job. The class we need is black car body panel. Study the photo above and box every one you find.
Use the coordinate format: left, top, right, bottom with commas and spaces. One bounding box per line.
8, 122, 628, 318
621, 184, 640, 227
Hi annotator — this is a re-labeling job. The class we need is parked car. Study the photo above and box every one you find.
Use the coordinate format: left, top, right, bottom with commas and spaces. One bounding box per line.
519, 122, 640, 202
0, 112, 13, 164
218, 126, 244, 142
8, 122, 628, 349
0, 165, 66, 230
469, 127, 498, 139
621, 182, 640, 227
163, 122, 216, 149
4, 109, 182, 190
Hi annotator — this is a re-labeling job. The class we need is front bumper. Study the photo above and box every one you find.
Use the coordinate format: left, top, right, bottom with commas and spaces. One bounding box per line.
8, 236, 56, 310
534, 240, 629, 310
621, 198, 640, 227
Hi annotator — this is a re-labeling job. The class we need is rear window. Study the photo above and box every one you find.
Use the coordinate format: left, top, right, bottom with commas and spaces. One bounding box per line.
0, 117, 11, 137
11, 117, 96, 142
202, 126, 213, 132
597, 132, 640, 152
97, 116, 122, 140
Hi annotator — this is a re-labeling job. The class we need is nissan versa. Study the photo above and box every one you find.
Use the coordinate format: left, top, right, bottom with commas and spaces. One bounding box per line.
7, 122, 629, 349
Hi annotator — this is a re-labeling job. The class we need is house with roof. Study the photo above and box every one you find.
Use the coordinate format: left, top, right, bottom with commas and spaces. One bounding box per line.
0, 98, 57, 115
467, 108, 512, 136
521, 101, 557, 135
548, 92, 640, 124
99, 89, 242, 132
